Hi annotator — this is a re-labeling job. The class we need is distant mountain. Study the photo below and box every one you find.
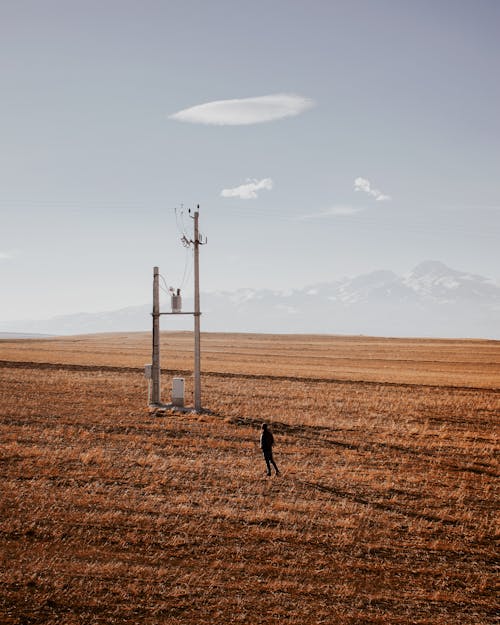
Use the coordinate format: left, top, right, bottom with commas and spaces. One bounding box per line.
403, 260, 500, 301
201, 261, 500, 338
2, 261, 499, 339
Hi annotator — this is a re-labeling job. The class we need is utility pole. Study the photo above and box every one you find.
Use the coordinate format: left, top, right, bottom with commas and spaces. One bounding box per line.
148, 207, 205, 412
151, 266, 161, 405
193, 207, 201, 412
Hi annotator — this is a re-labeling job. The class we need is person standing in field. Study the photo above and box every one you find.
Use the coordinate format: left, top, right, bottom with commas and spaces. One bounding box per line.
260, 423, 279, 476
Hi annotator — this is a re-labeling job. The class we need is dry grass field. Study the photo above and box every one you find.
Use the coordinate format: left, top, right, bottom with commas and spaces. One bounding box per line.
1, 332, 499, 624
1, 331, 500, 388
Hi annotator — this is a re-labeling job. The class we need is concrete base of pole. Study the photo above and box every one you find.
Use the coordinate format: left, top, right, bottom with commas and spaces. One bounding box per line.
148, 403, 209, 416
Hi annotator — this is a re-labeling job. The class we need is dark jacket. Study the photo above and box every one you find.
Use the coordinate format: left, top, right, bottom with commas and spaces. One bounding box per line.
260, 429, 274, 454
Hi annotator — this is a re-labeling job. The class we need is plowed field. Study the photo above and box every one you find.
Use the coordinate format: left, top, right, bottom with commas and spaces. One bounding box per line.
1, 333, 498, 624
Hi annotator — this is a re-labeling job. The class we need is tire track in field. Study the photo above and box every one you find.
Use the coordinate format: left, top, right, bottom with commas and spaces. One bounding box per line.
1, 359, 499, 393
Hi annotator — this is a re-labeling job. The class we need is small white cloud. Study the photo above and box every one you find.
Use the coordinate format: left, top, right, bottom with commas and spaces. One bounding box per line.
354, 177, 371, 194
221, 178, 273, 200
0, 251, 13, 260
298, 205, 363, 220
354, 177, 391, 201
170, 94, 315, 126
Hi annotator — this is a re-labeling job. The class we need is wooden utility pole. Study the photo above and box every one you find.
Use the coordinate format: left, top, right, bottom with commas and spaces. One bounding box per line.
151, 266, 161, 405
193, 207, 202, 412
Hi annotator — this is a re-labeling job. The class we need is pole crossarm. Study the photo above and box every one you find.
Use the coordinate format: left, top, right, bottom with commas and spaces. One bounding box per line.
157, 312, 201, 316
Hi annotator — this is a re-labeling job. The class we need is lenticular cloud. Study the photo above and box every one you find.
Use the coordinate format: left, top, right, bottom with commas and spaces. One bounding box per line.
169, 94, 315, 126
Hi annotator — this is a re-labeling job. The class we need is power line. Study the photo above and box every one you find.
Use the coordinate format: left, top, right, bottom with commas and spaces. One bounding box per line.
180, 247, 193, 290
174, 205, 188, 238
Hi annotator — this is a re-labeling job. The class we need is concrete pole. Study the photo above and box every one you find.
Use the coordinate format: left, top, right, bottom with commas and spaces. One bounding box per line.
152, 266, 161, 405
193, 209, 201, 412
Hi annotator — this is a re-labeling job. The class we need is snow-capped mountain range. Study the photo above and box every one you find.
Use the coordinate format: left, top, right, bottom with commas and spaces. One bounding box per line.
2, 261, 499, 339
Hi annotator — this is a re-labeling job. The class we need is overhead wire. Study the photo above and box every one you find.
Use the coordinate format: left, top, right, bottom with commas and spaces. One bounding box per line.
180, 207, 189, 238
4, 196, 496, 239
174, 206, 187, 237
207, 204, 499, 239
183, 250, 194, 289
161, 205, 196, 293
180, 247, 194, 290
159, 274, 171, 295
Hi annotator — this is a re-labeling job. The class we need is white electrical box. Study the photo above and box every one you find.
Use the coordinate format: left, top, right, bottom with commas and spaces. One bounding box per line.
172, 377, 185, 407
144, 364, 152, 379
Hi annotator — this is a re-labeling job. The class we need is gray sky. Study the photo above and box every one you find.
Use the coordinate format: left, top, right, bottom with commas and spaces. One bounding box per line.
1, 0, 499, 321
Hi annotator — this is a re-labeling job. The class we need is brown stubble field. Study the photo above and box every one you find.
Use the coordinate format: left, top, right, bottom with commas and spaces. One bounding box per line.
0, 333, 499, 624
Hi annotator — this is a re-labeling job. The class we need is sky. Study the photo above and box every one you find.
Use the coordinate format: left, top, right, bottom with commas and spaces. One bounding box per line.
1, 0, 499, 322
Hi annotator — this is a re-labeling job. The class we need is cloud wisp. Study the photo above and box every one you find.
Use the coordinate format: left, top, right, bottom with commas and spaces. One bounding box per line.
354, 177, 391, 201
170, 94, 315, 126
221, 178, 273, 200
298, 206, 363, 220
0, 252, 13, 260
